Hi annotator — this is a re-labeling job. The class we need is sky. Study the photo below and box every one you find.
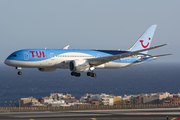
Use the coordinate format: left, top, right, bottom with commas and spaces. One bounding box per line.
0, 0, 179, 63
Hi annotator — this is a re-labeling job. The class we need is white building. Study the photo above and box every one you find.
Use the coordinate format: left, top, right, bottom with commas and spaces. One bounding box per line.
149, 92, 172, 100
80, 94, 91, 103
102, 97, 113, 106
42, 97, 54, 104
100, 93, 114, 106
50, 93, 64, 100
80, 93, 114, 105
49, 100, 65, 107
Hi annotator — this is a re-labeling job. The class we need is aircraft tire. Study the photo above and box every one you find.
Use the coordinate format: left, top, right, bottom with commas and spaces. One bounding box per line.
87, 72, 91, 76
71, 72, 76, 76
75, 73, 81, 77
91, 73, 97, 77
18, 71, 22, 75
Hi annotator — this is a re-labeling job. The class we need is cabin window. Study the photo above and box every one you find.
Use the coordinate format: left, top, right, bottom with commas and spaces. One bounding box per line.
9, 54, 17, 57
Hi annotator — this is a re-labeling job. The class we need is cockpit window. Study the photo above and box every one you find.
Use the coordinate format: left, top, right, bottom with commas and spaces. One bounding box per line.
9, 54, 17, 57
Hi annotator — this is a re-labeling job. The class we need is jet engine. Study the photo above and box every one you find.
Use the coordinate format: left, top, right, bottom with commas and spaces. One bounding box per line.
38, 68, 57, 72
69, 60, 90, 72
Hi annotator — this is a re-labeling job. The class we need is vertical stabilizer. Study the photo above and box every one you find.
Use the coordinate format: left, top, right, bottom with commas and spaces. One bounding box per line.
128, 25, 157, 54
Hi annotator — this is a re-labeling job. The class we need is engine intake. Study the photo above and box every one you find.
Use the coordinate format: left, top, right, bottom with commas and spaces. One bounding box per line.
69, 60, 90, 72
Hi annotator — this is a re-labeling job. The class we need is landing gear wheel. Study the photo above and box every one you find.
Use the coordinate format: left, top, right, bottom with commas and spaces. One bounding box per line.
71, 72, 81, 77
71, 72, 76, 76
75, 73, 81, 77
18, 71, 22, 75
91, 73, 97, 77
87, 72, 91, 76
87, 72, 97, 77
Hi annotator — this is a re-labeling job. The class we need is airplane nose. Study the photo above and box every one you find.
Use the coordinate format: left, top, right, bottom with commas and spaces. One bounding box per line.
4, 59, 10, 65
4, 59, 8, 65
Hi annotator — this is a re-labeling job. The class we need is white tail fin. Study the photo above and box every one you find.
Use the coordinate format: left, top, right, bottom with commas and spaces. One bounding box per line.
128, 25, 157, 54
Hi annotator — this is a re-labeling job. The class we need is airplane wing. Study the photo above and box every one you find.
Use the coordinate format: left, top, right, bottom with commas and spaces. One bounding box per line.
88, 43, 168, 66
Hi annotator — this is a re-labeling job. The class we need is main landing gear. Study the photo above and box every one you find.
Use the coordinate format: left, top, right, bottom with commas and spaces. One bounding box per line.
71, 72, 81, 77
16, 67, 22, 75
87, 72, 97, 77
87, 67, 97, 77
71, 67, 97, 77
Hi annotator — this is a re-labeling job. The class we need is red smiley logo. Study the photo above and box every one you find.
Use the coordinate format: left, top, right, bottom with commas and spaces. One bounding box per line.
140, 37, 151, 48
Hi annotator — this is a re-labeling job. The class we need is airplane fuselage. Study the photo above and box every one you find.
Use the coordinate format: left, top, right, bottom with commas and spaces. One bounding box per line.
4, 49, 154, 69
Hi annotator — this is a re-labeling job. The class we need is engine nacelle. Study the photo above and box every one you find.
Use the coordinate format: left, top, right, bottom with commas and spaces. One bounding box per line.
38, 68, 57, 72
69, 60, 90, 72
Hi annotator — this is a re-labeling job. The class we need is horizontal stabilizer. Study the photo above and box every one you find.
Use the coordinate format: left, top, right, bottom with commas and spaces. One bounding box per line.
150, 54, 172, 58
141, 54, 172, 60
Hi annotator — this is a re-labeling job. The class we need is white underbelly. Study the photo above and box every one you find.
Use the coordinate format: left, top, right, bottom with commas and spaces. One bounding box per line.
6, 59, 56, 68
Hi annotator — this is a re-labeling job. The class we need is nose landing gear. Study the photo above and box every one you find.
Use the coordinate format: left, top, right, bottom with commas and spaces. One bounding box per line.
16, 67, 22, 75
18, 71, 22, 75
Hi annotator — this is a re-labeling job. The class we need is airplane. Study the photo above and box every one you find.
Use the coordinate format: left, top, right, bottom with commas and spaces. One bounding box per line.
4, 25, 171, 77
